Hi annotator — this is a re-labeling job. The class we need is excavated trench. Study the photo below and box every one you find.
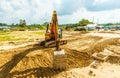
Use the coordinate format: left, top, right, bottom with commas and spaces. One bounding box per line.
106, 44, 120, 65
0, 36, 119, 78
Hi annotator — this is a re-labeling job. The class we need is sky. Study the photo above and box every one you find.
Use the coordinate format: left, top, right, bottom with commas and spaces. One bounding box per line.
0, 0, 120, 25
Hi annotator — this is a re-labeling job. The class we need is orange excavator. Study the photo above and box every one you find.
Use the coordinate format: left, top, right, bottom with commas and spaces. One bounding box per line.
40, 10, 67, 48
40, 10, 67, 69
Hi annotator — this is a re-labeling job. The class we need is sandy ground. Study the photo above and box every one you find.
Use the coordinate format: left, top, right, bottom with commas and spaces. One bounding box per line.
85, 32, 120, 38
56, 63, 120, 78
0, 31, 120, 78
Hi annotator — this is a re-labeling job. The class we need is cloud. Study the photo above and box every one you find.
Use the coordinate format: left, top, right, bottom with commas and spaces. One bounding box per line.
59, 8, 120, 24
0, 0, 54, 24
93, 0, 109, 5
86, 0, 120, 11
0, 0, 120, 24
0, 0, 13, 12
56, 0, 84, 16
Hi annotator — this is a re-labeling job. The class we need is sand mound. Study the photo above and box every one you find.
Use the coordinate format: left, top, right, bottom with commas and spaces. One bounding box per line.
0, 45, 92, 78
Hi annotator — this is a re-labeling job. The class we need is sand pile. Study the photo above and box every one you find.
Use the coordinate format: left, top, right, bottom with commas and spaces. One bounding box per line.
0, 45, 91, 78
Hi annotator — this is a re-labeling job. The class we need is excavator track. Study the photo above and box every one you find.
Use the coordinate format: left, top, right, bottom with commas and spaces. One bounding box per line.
45, 40, 67, 48
40, 40, 67, 48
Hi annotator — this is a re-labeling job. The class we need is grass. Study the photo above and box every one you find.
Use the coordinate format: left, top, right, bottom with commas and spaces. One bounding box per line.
32, 31, 45, 35
0, 35, 27, 42
0, 31, 45, 42
0, 31, 10, 35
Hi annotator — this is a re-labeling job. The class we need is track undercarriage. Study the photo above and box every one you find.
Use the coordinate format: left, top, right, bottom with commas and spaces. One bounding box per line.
40, 40, 67, 48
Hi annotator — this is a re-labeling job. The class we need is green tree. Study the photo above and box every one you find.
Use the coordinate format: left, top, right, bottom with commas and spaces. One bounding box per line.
0, 23, 7, 26
105, 23, 113, 26
78, 19, 93, 26
22, 20, 26, 27
11, 23, 14, 26
43, 22, 49, 26
19, 19, 26, 27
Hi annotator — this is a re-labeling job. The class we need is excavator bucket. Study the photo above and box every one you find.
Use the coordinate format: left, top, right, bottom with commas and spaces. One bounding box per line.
53, 39, 66, 69
53, 49, 66, 69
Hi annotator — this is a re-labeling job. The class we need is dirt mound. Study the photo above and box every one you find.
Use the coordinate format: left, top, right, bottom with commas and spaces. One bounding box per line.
65, 48, 91, 68
0, 45, 92, 78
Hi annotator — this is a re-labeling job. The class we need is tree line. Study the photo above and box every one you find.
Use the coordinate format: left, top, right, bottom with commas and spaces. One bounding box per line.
1, 18, 120, 31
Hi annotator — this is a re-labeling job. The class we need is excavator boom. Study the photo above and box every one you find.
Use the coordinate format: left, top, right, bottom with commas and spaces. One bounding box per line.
50, 11, 58, 40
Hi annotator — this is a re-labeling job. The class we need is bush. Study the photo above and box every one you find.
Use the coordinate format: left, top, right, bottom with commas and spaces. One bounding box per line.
28, 25, 45, 30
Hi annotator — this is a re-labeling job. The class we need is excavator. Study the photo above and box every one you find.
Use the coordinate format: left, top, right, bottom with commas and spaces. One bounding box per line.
40, 10, 67, 47
40, 10, 67, 69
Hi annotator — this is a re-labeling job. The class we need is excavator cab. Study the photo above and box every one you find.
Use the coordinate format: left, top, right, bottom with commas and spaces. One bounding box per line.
45, 24, 62, 40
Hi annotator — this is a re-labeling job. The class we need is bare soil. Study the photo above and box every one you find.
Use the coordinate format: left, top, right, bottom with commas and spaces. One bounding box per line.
0, 31, 120, 78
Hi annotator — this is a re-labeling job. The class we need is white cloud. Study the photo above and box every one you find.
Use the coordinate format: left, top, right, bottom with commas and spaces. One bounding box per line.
0, 0, 13, 12
93, 0, 109, 5
59, 8, 120, 24
0, 0, 54, 24
53, 0, 61, 5
0, 0, 120, 24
